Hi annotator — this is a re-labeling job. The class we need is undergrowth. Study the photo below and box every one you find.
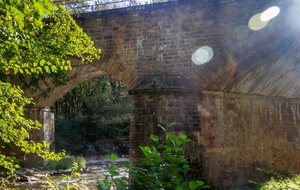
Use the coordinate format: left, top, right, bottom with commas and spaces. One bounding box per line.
97, 123, 211, 190
45, 155, 86, 171
250, 168, 300, 190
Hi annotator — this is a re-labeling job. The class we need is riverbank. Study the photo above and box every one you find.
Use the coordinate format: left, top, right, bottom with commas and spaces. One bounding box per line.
7, 156, 129, 190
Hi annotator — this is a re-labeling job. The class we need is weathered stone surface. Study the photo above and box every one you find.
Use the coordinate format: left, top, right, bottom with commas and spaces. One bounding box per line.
196, 91, 300, 187
129, 73, 200, 166
129, 85, 300, 187
23, 107, 55, 167
0, 107, 55, 167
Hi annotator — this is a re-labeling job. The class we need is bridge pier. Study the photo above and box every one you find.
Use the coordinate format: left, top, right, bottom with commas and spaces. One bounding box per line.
1, 107, 55, 168
22, 107, 55, 167
128, 72, 203, 178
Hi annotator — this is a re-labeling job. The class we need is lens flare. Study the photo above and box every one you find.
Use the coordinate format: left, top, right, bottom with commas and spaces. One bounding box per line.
248, 13, 269, 31
260, 6, 280, 22
191, 46, 214, 65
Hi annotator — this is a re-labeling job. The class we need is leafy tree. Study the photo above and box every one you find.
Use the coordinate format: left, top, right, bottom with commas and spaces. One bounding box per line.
0, 0, 100, 174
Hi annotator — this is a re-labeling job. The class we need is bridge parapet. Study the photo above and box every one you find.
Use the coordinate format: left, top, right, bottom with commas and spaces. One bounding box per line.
57, 0, 179, 13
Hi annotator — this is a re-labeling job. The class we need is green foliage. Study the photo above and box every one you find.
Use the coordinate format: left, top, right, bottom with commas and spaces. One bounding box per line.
0, 81, 64, 174
42, 162, 88, 190
96, 154, 128, 190
45, 155, 86, 171
250, 168, 300, 190
0, 0, 99, 76
96, 124, 210, 190
0, 0, 100, 174
0, 0, 100, 95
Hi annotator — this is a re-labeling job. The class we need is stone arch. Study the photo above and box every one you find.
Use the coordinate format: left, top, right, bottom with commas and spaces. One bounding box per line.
89, 52, 138, 89
19, 54, 138, 166
25, 52, 138, 108
190, 2, 300, 99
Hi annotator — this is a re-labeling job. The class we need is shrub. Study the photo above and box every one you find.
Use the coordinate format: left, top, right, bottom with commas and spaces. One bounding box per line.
250, 168, 300, 190
45, 155, 86, 171
96, 124, 210, 190
42, 162, 88, 190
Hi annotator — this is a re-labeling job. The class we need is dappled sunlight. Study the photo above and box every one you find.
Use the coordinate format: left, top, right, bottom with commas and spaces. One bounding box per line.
191, 46, 214, 65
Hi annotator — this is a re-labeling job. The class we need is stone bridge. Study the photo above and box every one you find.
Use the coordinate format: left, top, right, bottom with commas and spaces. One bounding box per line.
22, 0, 300, 187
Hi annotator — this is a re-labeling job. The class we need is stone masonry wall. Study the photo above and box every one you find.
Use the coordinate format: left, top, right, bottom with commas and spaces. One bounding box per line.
129, 86, 300, 187
77, 0, 276, 78
23, 107, 55, 167
196, 91, 300, 187
1, 107, 54, 167
129, 73, 200, 166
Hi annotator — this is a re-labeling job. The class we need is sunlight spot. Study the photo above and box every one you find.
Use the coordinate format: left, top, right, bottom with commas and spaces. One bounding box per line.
260, 6, 280, 22
248, 13, 269, 31
191, 46, 214, 65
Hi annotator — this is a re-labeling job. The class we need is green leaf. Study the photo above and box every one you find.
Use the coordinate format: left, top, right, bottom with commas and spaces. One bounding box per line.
40, 59, 46, 66
50, 65, 57, 72
109, 154, 118, 160
64, 65, 70, 70
196, 180, 205, 186
74, 172, 81, 177
201, 185, 211, 189
115, 179, 127, 189
182, 164, 190, 171
189, 181, 199, 190
181, 181, 188, 187
102, 179, 110, 186
158, 124, 166, 131
62, 175, 70, 180
123, 163, 130, 168
151, 134, 159, 142
153, 157, 163, 164
44, 65, 50, 73
180, 134, 187, 140
108, 167, 119, 176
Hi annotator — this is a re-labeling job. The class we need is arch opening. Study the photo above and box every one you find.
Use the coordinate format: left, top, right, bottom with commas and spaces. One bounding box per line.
52, 75, 131, 158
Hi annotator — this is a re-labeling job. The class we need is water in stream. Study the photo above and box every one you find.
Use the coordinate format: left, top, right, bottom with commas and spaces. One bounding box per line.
10, 157, 129, 190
